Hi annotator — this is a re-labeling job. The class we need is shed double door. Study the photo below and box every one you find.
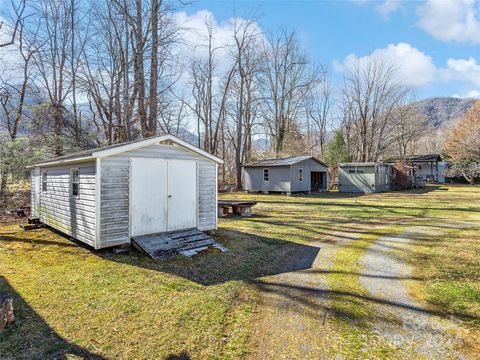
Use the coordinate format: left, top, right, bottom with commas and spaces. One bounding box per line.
130, 158, 197, 237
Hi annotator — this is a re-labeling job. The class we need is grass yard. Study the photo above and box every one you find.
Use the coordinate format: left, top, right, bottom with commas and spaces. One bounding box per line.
1, 184, 479, 359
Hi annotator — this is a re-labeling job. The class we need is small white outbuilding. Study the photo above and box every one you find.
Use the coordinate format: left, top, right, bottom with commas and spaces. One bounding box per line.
27, 134, 223, 249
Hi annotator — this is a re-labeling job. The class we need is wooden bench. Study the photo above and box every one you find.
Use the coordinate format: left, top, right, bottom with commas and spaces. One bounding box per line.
218, 200, 257, 217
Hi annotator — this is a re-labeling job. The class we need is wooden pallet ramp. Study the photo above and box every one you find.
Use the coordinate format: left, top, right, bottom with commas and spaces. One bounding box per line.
131, 229, 228, 260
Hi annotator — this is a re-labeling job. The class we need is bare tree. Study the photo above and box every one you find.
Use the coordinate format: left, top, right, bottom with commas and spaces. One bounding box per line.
305, 67, 331, 159
31, 0, 80, 155
341, 55, 406, 162
228, 16, 261, 189
82, 0, 180, 143
0, 0, 26, 48
390, 102, 428, 158
0, 22, 40, 142
261, 30, 317, 156
186, 14, 233, 154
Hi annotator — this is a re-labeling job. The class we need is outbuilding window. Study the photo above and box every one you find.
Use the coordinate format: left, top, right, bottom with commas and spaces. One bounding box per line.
263, 168, 269, 182
348, 167, 356, 173
42, 171, 47, 192
298, 168, 303, 181
356, 166, 364, 173
70, 168, 80, 197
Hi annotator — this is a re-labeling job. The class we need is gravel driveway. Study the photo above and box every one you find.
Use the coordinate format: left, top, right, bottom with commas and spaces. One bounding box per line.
249, 222, 476, 359
250, 231, 360, 359
359, 226, 466, 359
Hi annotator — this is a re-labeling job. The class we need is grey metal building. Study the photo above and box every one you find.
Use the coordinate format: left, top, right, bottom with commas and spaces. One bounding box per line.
338, 162, 393, 193
243, 156, 328, 194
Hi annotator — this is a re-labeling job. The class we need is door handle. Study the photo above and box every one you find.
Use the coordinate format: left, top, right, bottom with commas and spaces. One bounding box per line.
168, 194, 172, 198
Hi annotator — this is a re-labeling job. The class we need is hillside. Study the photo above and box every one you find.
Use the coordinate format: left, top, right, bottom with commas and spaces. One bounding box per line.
413, 97, 475, 128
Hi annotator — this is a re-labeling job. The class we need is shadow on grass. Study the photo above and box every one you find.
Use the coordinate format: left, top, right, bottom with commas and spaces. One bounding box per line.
0, 234, 78, 248
254, 279, 480, 324
165, 352, 191, 360
295, 185, 445, 198
101, 229, 320, 286
0, 276, 105, 360
256, 199, 480, 214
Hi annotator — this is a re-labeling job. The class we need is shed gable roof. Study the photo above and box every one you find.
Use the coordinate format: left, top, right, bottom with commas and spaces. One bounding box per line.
28, 134, 223, 168
243, 155, 327, 167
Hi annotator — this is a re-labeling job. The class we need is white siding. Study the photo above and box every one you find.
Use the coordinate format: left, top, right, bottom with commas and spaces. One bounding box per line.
197, 161, 216, 231
98, 144, 217, 248
37, 162, 96, 247
30, 171, 35, 212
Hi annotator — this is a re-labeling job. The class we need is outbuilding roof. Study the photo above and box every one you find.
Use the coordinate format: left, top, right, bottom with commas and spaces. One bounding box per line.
27, 134, 223, 168
339, 162, 392, 167
402, 154, 443, 163
243, 155, 327, 167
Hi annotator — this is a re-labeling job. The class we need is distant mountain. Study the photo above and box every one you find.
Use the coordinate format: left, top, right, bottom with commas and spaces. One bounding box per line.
412, 97, 475, 128
252, 137, 270, 152
175, 127, 199, 146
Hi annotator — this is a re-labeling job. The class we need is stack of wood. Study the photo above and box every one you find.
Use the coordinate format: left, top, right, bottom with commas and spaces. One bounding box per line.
0, 293, 14, 332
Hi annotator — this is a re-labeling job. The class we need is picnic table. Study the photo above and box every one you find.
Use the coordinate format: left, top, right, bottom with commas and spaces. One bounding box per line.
218, 200, 257, 217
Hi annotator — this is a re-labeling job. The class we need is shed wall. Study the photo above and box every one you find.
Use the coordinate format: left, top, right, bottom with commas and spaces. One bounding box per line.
243, 166, 291, 192
339, 165, 376, 193
30, 171, 36, 213
36, 162, 97, 247
290, 159, 328, 192
375, 165, 391, 192
99, 143, 217, 248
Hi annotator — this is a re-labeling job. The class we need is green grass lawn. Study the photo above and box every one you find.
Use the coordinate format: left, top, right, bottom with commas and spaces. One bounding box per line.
1, 185, 479, 359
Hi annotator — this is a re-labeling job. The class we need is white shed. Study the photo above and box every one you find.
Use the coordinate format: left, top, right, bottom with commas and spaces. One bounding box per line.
27, 135, 223, 249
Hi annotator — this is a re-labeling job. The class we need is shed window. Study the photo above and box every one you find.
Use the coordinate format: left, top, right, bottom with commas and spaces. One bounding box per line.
348, 167, 356, 173
356, 166, 364, 173
298, 168, 303, 181
263, 168, 269, 182
70, 168, 80, 197
42, 171, 47, 192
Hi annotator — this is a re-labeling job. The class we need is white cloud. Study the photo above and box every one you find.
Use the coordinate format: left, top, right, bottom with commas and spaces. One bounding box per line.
335, 42, 480, 97
337, 42, 437, 88
442, 57, 480, 86
453, 90, 480, 98
375, 0, 403, 20
174, 10, 263, 73
417, 0, 480, 43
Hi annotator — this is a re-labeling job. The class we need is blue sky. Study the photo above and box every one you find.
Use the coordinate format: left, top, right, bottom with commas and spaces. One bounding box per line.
184, 0, 480, 100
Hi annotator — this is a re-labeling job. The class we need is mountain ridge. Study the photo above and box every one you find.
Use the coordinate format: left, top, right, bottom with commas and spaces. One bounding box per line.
412, 97, 475, 128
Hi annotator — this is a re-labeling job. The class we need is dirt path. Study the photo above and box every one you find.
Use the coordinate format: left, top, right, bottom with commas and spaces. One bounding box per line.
359, 226, 466, 359
248, 220, 478, 359
250, 231, 359, 359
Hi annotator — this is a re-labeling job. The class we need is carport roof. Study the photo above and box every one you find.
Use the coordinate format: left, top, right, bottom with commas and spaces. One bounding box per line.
243, 156, 327, 167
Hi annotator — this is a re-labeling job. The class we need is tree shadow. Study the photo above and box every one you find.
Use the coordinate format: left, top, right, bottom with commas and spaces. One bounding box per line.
256, 199, 479, 214
164, 352, 191, 360
254, 279, 480, 323
100, 229, 321, 286
0, 276, 106, 360
0, 233, 78, 248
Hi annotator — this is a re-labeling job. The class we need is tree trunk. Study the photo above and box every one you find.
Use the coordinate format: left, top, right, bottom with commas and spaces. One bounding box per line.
0, 293, 14, 332
135, 0, 147, 136
236, 76, 244, 190
0, 171, 8, 194
147, 0, 159, 137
